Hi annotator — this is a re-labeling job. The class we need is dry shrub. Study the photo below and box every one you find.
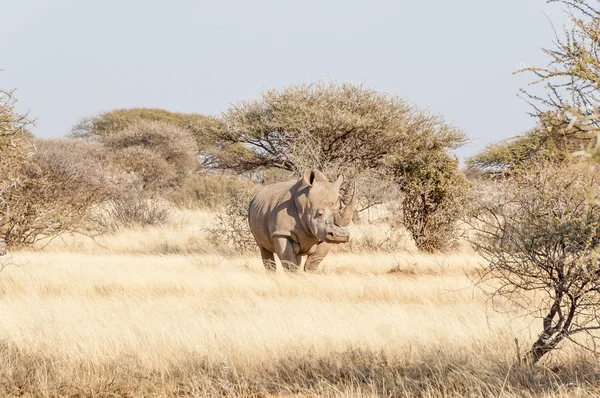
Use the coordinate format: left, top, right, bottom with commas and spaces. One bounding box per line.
172, 173, 258, 209
101, 120, 198, 187
468, 161, 600, 364
0, 84, 35, 207
206, 187, 257, 254
397, 151, 469, 252
0, 134, 33, 195
247, 167, 296, 185
0, 88, 29, 135
4, 139, 134, 247
93, 198, 172, 232
112, 146, 177, 189
343, 227, 408, 253
353, 170, 401, 221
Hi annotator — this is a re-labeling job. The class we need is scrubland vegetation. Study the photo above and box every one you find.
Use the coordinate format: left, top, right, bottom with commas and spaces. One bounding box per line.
4, 0, 600, 396
2, 209, 598, 398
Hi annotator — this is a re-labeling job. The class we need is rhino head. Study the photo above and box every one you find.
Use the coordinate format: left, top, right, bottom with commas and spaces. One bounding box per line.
0, 205, 9, 256
296, 170, 357, 244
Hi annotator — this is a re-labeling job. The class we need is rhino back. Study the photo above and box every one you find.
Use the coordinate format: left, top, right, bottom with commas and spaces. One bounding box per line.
248, 179, 299, 251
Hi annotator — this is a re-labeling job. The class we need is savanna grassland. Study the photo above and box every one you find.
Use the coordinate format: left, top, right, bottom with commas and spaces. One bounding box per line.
0, 208, 597, 398
7, 1, 600, 395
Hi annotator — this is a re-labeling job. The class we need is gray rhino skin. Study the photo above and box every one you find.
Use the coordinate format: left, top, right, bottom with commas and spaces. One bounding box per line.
248, 169, 356, 272
0, 206, 10, 256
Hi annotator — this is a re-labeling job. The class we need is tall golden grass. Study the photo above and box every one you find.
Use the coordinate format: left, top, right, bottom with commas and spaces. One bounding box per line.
0, 209, 598, 397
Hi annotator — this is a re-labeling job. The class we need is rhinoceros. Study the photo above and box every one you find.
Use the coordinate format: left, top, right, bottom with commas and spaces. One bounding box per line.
248, 169, 356, 272
0, 206, 10, 256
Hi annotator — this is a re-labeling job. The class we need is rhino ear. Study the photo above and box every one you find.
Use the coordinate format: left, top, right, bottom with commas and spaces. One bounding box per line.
302, 170, 316, 187
302, 169, 328, 187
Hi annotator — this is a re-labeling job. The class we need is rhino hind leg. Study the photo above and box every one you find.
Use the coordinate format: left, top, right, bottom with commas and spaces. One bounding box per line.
260, 247, 277, 272
304, 242, 331, 272
273, 237, 302, 272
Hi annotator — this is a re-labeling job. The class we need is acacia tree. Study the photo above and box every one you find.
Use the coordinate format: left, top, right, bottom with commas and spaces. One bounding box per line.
466, 111, 590, 176
467, 0, 600, 364
467, 0, 600, 177
217, 83, 465, 171
71, 109, 215, 192
0, 82, 34, 253
215, 82, 468, 251
519, 1, 600, 120
469, 163, 600, 364
71, 107, 218, 152
0, 83, 34, 184
0, 78, 138, 249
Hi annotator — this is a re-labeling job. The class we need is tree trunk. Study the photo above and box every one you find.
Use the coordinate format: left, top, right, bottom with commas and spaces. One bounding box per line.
521, 332, 563, 365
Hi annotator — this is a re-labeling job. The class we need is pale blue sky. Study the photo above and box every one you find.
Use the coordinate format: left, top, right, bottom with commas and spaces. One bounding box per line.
1, 1, 567, 160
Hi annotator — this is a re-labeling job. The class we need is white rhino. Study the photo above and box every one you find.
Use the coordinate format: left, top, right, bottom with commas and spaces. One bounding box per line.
248, 169, 356, 272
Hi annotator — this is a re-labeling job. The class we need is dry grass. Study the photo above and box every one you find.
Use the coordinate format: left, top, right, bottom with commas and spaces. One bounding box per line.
1, 209, 600, 396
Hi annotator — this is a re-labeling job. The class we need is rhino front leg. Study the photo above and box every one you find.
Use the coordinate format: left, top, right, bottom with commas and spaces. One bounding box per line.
259, 247, 277, 272
304, 242, 331, 272
273, 237, 302, 272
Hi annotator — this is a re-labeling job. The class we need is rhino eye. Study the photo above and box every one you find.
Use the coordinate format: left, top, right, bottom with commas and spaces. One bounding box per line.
317, 210, 324, 217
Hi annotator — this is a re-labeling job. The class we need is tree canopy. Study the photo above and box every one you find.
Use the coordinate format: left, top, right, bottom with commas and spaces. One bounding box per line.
467, 111, 593, 175
468, 0, 600, 176
214, 82, 466, 176
71, 107, 219, 152
214, 81, 469, 252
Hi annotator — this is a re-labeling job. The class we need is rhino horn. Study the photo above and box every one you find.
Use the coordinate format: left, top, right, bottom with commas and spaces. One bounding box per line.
337, 183, 357, 227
